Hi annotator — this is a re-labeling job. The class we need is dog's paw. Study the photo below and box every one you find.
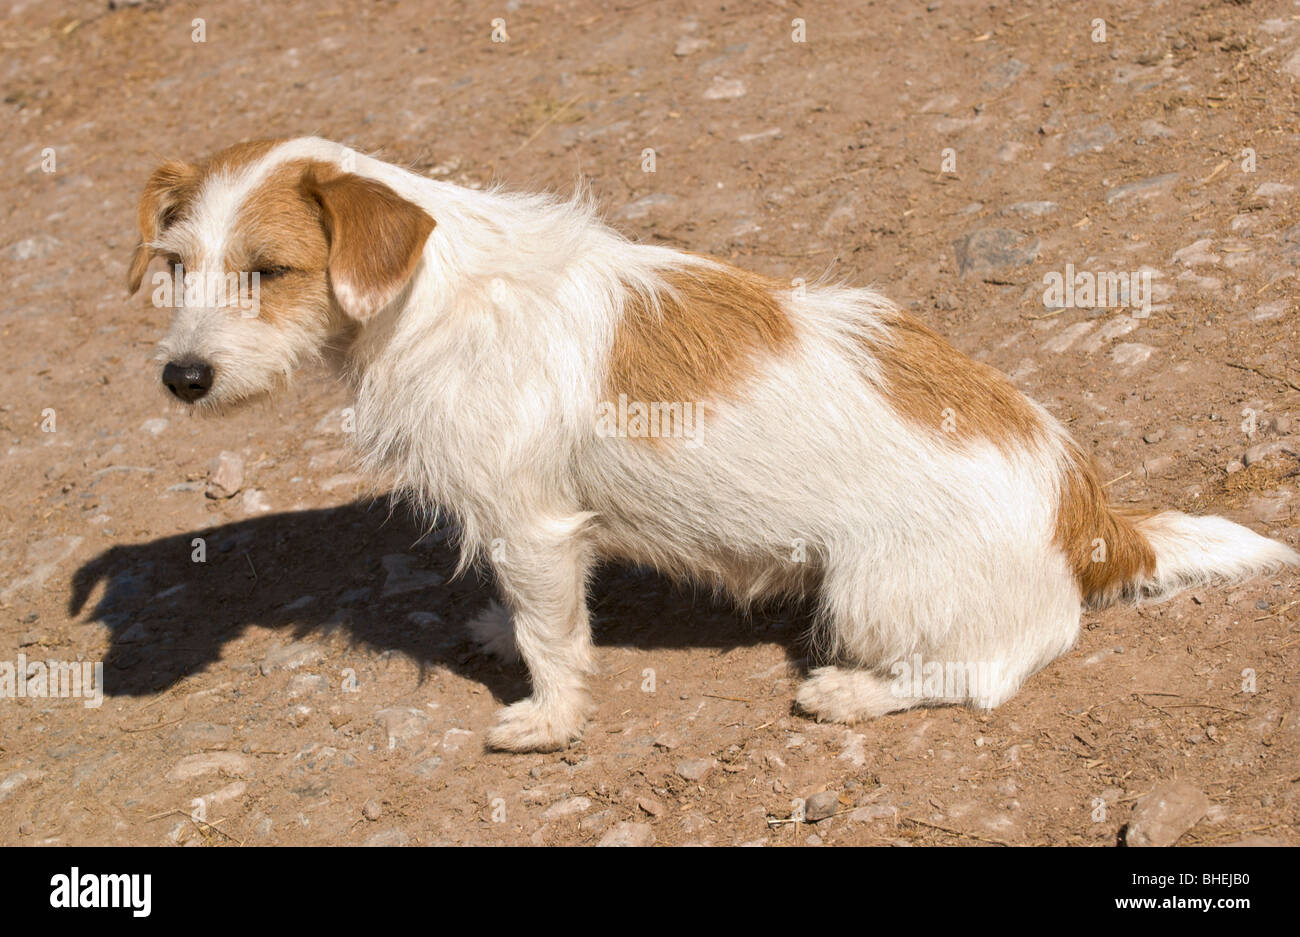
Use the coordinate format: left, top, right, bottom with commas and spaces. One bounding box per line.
485, 695, 590, 753
466, 600, 521, 665
795, 666, 901, 724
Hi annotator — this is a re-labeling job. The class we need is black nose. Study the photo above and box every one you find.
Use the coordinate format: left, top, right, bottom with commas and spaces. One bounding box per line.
162, 361, 214, 402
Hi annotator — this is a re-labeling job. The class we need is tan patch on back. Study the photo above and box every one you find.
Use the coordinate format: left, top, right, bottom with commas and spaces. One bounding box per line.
1055, 444, 1155, 606
859, 309, 1044, 448
605, 260, 795, 410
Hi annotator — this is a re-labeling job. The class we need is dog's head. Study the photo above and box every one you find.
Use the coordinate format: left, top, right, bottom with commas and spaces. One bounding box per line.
128, 139, 435, 410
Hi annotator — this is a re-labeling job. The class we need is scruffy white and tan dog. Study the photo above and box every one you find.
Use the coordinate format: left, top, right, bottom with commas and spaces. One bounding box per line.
130, 137, 1298, 751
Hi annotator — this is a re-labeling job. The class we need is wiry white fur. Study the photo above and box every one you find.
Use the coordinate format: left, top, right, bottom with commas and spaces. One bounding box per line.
1136, 512, 1300, 601
153, 137, 1299, 750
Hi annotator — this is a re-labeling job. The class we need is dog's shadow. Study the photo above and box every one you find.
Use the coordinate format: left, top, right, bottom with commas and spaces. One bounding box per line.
68, 499, 812, 703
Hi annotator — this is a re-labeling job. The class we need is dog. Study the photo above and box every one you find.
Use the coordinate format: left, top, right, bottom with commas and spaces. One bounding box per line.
128, 137, 1299, 752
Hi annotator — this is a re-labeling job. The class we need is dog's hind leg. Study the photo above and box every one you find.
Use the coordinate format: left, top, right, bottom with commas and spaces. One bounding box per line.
483, 514, 597, 752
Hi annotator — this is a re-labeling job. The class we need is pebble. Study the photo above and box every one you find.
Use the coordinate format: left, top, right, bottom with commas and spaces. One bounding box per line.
374, 707, 431, 747
637, 796, 665, 818
1001, 200, 1059, 217
615, 193, 676, 222
205, 451, 244, 499
1065, 124, 1116, 156
165, 752, 252, 782
597, 822, 654, 847
1249, 300, 1286, 322
380, 554, 443, 597
241, 488, 272, 515
1110, 342, 1155, 370
1105, 173, 1178, 204
1126, 781, 1210, 847
702, 77, 746, 100
140, 418, 168, 435
675, 759, 714, 781
849, 803, 899, 823
542, 796, 592, 820
260, 641, 325, 675
363, 830, 410, 847
1246, 491, 1292, 523
953, 228, 1040, 276
1244, 439, 1298, 466
4, 235, 59, 261
363, 799, 383, 821
1172, 239, 1220, 266
804, 790, 841, 822
674, 36, 710, 56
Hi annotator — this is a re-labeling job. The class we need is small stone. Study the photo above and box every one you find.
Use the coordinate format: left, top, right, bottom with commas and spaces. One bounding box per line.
674, 36, 710, 56
1244, 440, 1298, 466
1126, 781, 1210, 847
804, 790, 840, 822
702, 77, 746, 100
1249, 300, 1286, 322
675, 759, 714, 781
1272, 415, 1294, 435
1111, 342, 1155, 370
1172, 239, 1220, 267
1001, 201, 1059, 217
542, 796, 592, 820
1246, 491, 1292, 523
140, 418, 169, 435
953, 228, 1040, 276
597, 822, 654, 847
363, 799, 383, 821
166, 752, 252, 782
380, 554, 443, 597
241, 488, 272, 515
1253, 182, 1294, 200
374, 707, 430, 747
205, 451, 245, 499
652, 732, 680, 750
1105, 173, 1178, 204
1065, 124, 1116, 157
261, 641, 325, 674
363, 829, 410, 847
579, 810, 613, 834
849, 803, 899, 823
1143, 429, 1165, 444
637, 796, 665, 818
615, 193, 676, 222
1225, 460, 1244, 474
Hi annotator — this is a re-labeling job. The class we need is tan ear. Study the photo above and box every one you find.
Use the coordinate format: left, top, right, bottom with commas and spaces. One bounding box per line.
301, 168, 435, 321
128, 159, 198, 294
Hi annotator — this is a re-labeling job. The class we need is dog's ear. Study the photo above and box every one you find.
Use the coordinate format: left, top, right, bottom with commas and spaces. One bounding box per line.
128, 159, 199, 295
301, 167, 435, 322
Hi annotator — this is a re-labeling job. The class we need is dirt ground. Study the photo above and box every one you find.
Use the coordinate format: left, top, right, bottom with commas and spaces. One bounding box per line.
1, 0, 1298, 847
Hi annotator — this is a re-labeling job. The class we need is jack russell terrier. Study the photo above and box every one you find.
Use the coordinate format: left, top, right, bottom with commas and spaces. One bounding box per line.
128, 137, 1298, 751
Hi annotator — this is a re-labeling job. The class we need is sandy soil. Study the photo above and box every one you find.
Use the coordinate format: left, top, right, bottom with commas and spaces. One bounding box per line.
0, 0, 1298, 846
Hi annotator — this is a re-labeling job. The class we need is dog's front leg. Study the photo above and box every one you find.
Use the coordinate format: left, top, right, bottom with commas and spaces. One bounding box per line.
484, 521, 596, 752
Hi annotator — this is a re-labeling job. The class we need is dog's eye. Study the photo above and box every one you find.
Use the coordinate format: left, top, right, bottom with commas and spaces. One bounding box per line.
254, 265, 290, 280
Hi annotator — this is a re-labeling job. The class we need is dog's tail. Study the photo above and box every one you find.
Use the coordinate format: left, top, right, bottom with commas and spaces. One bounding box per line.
1129, 511, 1300, 603
1058, 445, 1299, 608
